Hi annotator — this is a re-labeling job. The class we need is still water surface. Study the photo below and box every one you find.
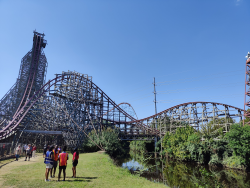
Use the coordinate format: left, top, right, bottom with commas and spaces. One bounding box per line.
115, 151, 250, 188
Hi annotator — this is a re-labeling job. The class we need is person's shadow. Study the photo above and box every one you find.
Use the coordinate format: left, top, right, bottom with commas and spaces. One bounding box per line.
66, 176, 97, 179
64, 179, 91, 182
64, 176, 98, 182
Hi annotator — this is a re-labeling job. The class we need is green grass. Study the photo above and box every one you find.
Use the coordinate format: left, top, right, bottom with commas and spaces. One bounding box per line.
2, 152, 168, 188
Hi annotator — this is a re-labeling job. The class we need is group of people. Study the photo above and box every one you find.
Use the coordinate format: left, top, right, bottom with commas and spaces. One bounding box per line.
43, 144, 79, 182
24, 144, 37, 161
15, 144, 37, 161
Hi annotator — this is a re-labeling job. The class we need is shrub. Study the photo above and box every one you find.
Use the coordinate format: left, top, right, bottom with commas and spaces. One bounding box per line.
222, 155, 245, 170
224, 124, 250, 166
82, 127, 125, 157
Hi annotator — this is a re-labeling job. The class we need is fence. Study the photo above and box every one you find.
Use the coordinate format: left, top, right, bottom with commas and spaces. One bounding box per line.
0, 143, 14, 159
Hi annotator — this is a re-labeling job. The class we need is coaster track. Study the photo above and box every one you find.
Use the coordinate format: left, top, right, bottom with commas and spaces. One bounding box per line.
0, 31, 245, 148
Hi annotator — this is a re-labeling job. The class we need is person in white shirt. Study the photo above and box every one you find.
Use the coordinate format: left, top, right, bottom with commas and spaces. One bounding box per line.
15, 145, 21, 161
23, 144, 27, 155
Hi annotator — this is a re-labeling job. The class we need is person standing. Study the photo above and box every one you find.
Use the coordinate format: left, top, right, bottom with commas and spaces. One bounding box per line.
32, 145, 37, 158
52, 145, 59, 178
43, 144, 47, 158
30, 145, 33, 158
72, 148, 79, 178
23, 144, 27, 155
15, 145, 21, 161
58, 146, 68, 181
25, 144, 32, 161
58, 146, 61, 153
44, 146, 55, 182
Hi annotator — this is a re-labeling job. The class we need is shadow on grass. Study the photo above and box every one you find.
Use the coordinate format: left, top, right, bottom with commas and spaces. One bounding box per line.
0, 160, 15, 169
0, 156, 38, 169
66, 176, 98, 179
65, 179, 92, 182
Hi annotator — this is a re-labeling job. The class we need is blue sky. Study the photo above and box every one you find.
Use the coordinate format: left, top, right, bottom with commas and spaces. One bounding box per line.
0, 0, 249, 119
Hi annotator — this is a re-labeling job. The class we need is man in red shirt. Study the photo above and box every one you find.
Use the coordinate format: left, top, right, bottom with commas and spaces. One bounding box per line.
58, 146, 68, 181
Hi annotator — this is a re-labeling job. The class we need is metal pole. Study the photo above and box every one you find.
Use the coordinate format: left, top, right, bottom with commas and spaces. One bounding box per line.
153, 77, 157, 157
154, 77, 157, 115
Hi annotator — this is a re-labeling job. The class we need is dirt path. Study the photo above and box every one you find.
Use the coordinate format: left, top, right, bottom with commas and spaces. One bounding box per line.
0, 154, 42, 187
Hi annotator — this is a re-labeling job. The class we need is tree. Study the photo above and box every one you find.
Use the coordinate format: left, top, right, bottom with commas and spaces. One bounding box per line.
224, 123, 250, 166
199, 118, 234, 139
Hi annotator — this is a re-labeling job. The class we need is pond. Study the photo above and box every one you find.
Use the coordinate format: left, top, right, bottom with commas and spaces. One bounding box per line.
115, 150, 250, 188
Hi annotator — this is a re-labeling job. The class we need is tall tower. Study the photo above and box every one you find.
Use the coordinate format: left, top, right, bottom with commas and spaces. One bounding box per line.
16, 31, 47, 109
244, 52, 250, 125
0, 31, 48, 140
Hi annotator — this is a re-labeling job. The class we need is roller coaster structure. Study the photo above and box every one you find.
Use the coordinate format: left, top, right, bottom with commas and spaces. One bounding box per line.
244, 52, 250, 125
0, 31, 246, 149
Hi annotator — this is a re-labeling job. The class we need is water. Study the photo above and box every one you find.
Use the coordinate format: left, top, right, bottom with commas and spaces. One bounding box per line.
115, 150, 250, 188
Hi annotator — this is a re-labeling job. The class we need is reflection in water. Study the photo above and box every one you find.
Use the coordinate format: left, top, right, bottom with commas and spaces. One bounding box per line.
122, 159, 146, 171
116, 151, 250, 188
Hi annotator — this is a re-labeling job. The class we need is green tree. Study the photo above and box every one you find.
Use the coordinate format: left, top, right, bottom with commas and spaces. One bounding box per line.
199, 118, 234, 139
82, 127, 125, 157
224, 123, 250, 166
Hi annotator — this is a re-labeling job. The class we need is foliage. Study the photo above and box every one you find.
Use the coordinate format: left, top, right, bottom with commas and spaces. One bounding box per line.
150, 116, 189, 130
82, 127, 125, 157
130, 139, 155, 154
162, 123, 250, 170
199, 118, 234, 139
193, 167, 223, 188
130, 140, 147, 153
224, 123, 250, 166
242, 109, 250, 125
200, 118, 235, 138
222, 155, 245, 170
162, 125, 198, 160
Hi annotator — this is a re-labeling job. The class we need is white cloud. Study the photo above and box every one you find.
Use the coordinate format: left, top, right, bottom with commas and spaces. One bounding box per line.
236, 0, 241, 6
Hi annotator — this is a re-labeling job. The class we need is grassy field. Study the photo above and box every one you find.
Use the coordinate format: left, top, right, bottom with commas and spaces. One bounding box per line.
0, 152, 168, 188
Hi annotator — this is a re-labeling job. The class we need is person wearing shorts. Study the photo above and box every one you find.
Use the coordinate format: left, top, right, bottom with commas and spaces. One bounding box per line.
51, 145, 59, 178
72, 148, 79, 178
25, 144, 32, 161
44, 146, 54, 182
58, 146, 68, 181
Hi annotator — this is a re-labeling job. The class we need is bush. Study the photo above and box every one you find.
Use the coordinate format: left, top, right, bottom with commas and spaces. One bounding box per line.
224, 124, 250, 166
162, 125, 234, 166
162, 125, 199, 161
222, 155, 245, 170
82, 127, 125, 157
161, 123, 250, 170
